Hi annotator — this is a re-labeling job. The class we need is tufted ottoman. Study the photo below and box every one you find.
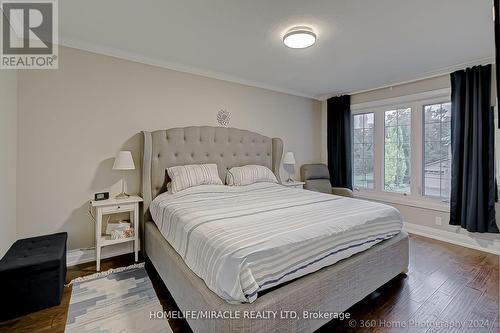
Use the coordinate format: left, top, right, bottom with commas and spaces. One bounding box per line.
0, 232, 67, 320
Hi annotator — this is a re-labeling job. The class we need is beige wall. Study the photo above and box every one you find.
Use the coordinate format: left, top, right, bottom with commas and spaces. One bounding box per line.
17, 46, 322, 250
351, 75, 451, 105
0, 71, 18, 257
351, 70, 497, 107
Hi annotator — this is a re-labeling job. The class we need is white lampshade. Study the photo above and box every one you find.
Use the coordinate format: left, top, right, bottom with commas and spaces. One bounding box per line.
113, 151, 135, 170
283, 152, 296, 165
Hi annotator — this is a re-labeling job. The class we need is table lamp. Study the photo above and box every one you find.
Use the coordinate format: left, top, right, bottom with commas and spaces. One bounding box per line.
113, 151, 135, 198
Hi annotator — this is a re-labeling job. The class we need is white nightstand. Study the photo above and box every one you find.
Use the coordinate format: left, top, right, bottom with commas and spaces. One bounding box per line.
282, 180, 305, 189
90, 195, 143, 271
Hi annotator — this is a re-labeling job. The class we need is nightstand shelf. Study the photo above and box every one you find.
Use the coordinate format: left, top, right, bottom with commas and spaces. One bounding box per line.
90, 195, 143, 271
99, 235, 135, 246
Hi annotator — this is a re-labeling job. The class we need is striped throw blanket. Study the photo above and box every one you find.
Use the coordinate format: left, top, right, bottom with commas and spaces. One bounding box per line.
150, 183, 402, 303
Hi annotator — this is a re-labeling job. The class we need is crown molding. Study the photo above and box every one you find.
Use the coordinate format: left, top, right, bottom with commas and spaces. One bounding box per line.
318, 56, 495, 101
57, 38, 318, 100
57, 38, 493, 102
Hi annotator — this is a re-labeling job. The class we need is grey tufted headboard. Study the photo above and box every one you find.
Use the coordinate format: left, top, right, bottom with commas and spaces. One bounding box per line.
141, 126, 283, 222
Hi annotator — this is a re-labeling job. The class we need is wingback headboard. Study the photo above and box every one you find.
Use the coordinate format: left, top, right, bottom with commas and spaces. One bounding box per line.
141, 126, 283, 222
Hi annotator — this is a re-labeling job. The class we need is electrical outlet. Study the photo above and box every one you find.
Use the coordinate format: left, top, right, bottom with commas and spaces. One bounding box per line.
435, 216, 443, 226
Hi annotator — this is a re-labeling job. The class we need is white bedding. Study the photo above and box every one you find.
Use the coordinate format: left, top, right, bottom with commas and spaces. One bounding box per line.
150, 183, 403, 303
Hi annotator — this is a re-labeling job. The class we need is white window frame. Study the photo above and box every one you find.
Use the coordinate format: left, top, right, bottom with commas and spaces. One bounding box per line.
351, 88, 450, 212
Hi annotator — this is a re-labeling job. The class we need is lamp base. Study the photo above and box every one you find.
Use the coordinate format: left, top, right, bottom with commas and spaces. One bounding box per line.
115, 176, 130, 199
115, 192, 130, 199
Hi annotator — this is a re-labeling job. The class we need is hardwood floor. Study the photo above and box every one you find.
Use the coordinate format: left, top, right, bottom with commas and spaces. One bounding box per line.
318, 235, 499, 333
0, 234, 498, 333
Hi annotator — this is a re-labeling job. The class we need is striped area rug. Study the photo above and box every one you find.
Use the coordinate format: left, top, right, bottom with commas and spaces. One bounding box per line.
65, 263, 172, 333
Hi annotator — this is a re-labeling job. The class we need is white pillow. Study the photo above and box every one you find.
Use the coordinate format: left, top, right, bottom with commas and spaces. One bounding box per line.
226, 165, 278, 186
167, 163, 223, 193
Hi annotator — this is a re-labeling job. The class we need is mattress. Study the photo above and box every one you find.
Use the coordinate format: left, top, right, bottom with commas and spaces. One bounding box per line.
150, 183, 403, 303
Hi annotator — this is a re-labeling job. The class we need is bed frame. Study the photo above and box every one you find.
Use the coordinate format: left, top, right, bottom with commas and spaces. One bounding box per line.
141, 126, 409, 333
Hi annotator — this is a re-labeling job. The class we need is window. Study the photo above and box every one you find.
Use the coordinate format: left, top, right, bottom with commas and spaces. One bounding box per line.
423, 102, 451, 201
350, 90, 452, 210
353, 113, 374, 189
384, 108, 411, 193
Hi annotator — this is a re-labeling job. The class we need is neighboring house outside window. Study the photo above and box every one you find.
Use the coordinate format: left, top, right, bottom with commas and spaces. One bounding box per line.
423, 102, 452, 202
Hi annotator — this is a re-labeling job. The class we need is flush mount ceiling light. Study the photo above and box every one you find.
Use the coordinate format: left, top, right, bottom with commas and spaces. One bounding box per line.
283, 26, 316, 49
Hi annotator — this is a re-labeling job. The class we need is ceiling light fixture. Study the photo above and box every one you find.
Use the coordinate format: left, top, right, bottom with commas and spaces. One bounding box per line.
283, 26, 316, 49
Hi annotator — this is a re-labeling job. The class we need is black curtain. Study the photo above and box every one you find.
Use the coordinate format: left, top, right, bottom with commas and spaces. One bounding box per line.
496, 0, 499, 108
327, 95, 352, 189
449, 65, 498, 233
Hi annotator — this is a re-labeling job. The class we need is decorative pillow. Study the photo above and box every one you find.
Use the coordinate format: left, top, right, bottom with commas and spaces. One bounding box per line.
167, 163, 223, 193
226, 165, 278, 186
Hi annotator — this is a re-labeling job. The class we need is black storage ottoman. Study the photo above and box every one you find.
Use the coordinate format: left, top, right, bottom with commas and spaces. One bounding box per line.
0, 232, 67, 321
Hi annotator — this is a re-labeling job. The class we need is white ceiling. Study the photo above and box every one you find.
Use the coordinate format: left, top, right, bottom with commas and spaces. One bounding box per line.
60, 0, 494, 99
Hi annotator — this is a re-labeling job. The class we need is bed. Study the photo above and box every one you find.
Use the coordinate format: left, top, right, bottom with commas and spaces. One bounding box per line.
141, 126, 409, 333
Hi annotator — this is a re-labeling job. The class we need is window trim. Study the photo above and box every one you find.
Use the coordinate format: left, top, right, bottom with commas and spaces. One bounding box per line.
354, 190, 450, 212
351, 88, 451, 211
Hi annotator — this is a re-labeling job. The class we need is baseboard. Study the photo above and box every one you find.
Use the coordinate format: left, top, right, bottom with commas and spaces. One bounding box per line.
67, 243, 133, 266
404, 222, 500, 255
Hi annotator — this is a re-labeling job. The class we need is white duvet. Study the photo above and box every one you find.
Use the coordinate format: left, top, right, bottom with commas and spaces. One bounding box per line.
150, 183, 402, 303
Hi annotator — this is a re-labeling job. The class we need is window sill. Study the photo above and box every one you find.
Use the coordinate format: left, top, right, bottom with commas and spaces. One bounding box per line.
353, 190, 450, 212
